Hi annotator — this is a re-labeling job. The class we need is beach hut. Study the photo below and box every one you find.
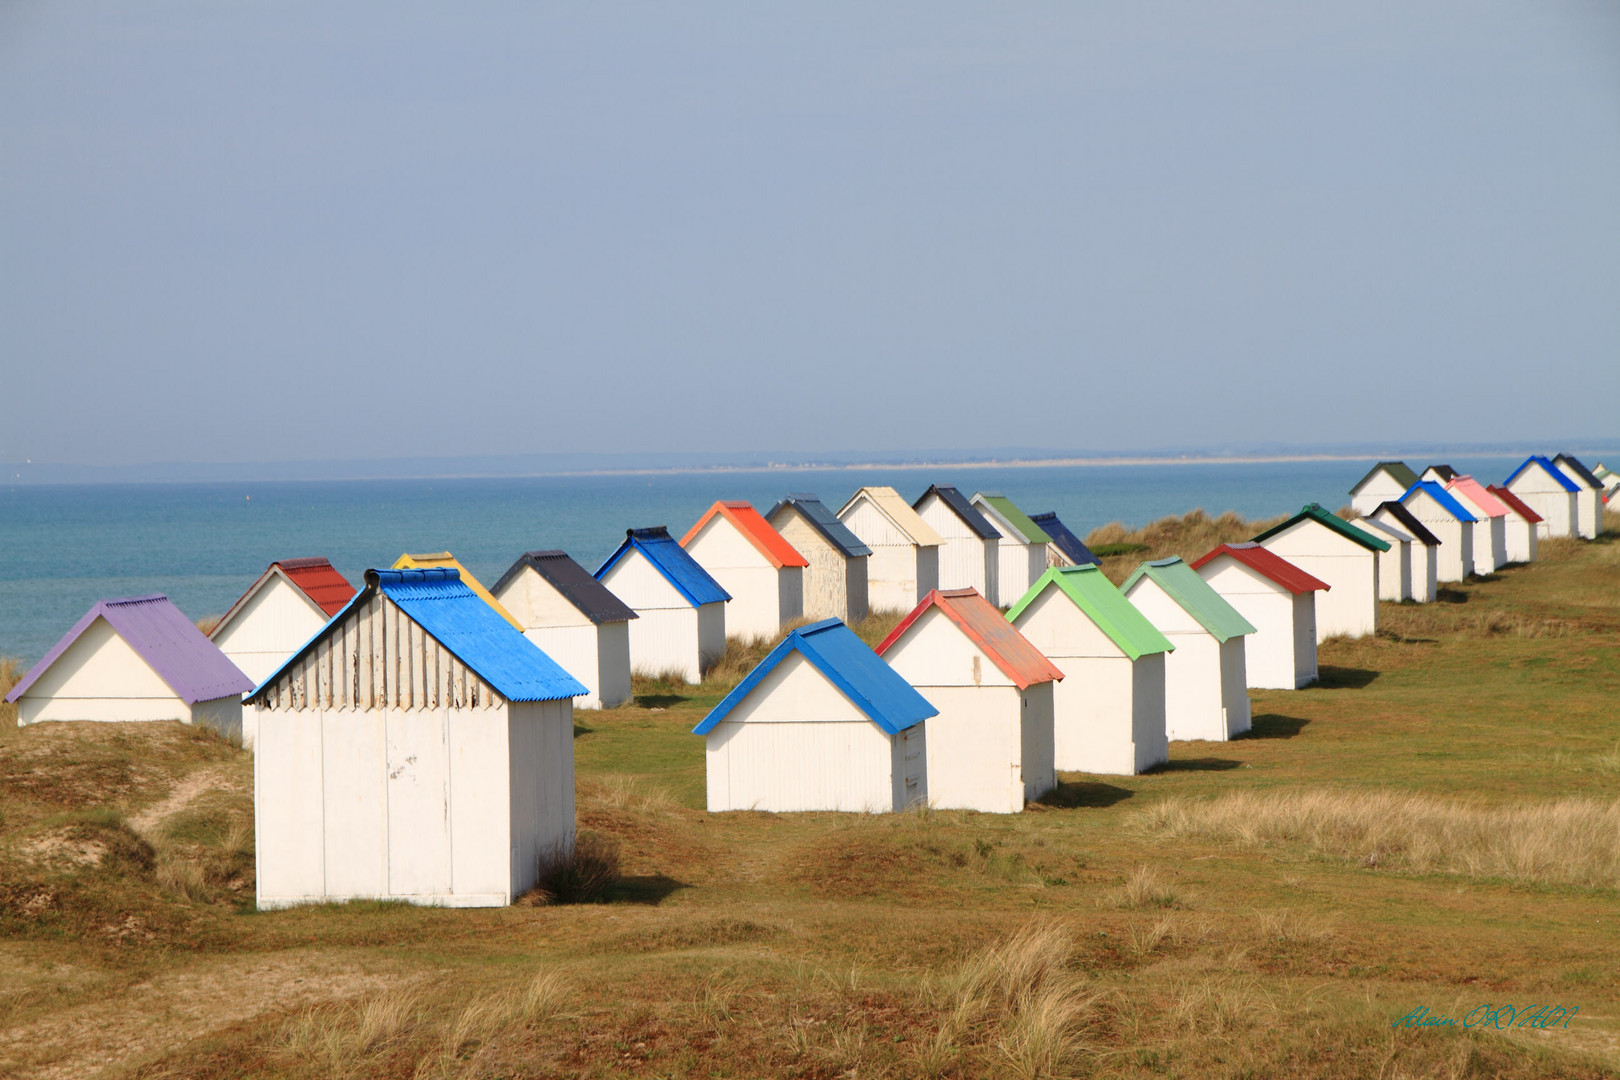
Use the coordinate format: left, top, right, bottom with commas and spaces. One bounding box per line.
836, 487, 942, 611
595, 527, 730, 684
693, 619, 937, 813
1005, 566, 1172, 775
680, 501, 807, 641
1251, 504, 1389, 641
1354, 517, 1415, 601
971, 492, 1054, 608
209, 558, 355, 688
877, 589, 1060, 813
1398, 482, 1477, 583
912, 485, 1001, 605
249, 568, 586, 909
1502, 456, 1580, 539
1487, 486, 1542, 565
1121, 559, 1254, 741
491, 550, 637, 710
1190, 543, 1327, 690
394, 552, 523, 630
1029, 511, 1100, 569
1420, 464, 1459, 484
1552, 454, 1605, 540
1348, 462, 1420, 517
1366, 501, 1440, 602
765, 494, 871, 624
6, 595, 252, 740
1443, 477, 1511, 572
1594, 464, 1620, 500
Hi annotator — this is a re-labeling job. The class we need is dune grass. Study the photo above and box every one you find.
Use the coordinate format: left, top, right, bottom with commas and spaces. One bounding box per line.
1085, 508, 1287, 584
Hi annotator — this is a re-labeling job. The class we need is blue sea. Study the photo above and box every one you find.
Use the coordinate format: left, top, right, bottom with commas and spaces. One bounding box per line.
0, 457, 1528, 664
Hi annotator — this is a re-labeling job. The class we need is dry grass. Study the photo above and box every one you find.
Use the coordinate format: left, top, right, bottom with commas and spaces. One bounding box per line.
1109, 864, 1182, 909
1084, 509, 1285, 583
531, 831, 621, 904
194, 615, 222, 637
578, 772, 677, 813
0, 656, 23, 730
1143, 788, 1620, 887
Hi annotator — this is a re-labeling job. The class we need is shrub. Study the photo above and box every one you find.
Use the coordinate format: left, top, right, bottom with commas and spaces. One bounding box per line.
533, 831, 620, 904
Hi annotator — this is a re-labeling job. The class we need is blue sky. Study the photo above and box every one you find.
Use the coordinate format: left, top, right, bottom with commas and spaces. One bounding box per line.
2, 2, 1616, 466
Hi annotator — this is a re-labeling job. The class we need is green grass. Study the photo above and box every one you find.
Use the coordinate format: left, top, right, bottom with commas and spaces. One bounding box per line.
1, 519, 1618, 1077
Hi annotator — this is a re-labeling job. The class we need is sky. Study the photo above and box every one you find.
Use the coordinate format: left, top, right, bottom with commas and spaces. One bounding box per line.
1, 2, 1616, 468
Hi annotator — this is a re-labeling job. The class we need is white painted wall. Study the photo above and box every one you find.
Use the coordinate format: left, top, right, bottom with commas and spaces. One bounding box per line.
1401, 496, 1474, 582
994, 538, 1047, 613
600, 549, 716, 683
770, 508, 869, 624
915, 493, 998, 604
1350, 472, 1413, 517
839, 498, 937, 611
495, 565, 631, 709
1291, 591, 1319, 686
1369, 533, 1411, 601
684, 515, 802, 641
1124, 577, 1248, 741
1502, 514, 1539, 565
1256, 522, 1379, 640
1504, 472, 1578, 539
1195, 559, 1313, 690
213, 575, 330, 688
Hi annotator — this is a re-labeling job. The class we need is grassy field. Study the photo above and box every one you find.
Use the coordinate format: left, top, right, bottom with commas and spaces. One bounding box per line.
1, 515, 1618, 1079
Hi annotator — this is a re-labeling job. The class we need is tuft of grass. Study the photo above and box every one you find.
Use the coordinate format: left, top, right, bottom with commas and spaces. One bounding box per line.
579, 773, 676, 813
1085, 509, 1285, 583
849, 608, 907, 649
1111, 864, 1181, 909
194, 615, 222, 637
531, 831, 621, 904
0, 656, 24, 730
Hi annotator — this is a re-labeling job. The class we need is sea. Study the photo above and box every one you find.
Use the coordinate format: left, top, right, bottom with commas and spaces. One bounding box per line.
0, 456, 1532, 664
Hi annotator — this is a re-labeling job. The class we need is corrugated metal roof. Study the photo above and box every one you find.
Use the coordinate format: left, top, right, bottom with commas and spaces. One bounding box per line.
692, 619, 937, 736
247, 569, 587, 704
1349, 461, 1420, 495
8, 594, 253, 705
1553, 453, 1603, 490
1004, 565, 1172, 660
1355, 517, 1415, 547
837, 487, 944, 547
877, 588, 1063, 689
972, 493, 1053, 545
491, 550, 638, 625
1028, 512, 1099, 567
394, 552, 524, 630
913, 485, 1001, 540
1252, 504, 1391, 553
1486, 486, 1543, 524
1400, 481, 1477, 522
595, 527, 732, 608
274, 558, 355, 616
1504, 456, 1580, 493
1189, 542, 1330, 596
1446, 476, 1510, 518
680, 501, 809, 568
1369, 500, 1441, 546
765, 494, 872, 559
1121, 558, 1257, 643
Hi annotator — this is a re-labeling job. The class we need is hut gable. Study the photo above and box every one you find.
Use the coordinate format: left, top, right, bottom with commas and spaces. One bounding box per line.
837, 487, 943, 548
1446, 476, 1509, 519
1252, 505, 1391, 555
1190, 543, 1330, 596
1122, 559, 1256, 643
1368, 501, 1441, 546
878, 589, 1062, 689
9, 595, 252, 707
1487, 486, 1543, 524
1400, 481, 1477, 522
1349, 461, 1420, 497
492, 551, 637, 629
1504, 456, 1580, 494
1357, 516, 1414, 548
596, 527, 731, 609
394, 552, 523, 631
1028, 512, 1100, 567
212, 558, 355, 639
912, 486, 1001, 540
971, 494, 1053, 547
765, 494, 872, 559
681, 501, 809, 570
1552, 454, 1603, 491
1006, 566, 1173, 661
1421, 465, 1459, 483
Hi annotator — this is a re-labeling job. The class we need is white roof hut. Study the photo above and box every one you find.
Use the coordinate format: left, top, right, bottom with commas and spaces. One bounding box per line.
491, 550, 638, 710
1190, 543, 1328, 690
248, 568, 587, 909
1487, 485, 1542, 565
1122, 559, 1254, 742
1005, 566, 1174, 776
1366, 501, 1441, 602
6, 595, 253, 740
1252, 504, 1389, 641
1353, 517, 1415, 601
877, 589, 1062, 813
970, 493, 1055, 609
764, 494, 871, 625
1552, 454, 1605, 540
912, 485, 1001, 605
1443, 476, 1511, 573
680, 501, 807, 642
1502, 456, 1580, 540
693, 619, 937, 813
596, 527, 730, 685
1398, 481, 1477, 583
836, 487, 942, 612
209, 558, 355, 688
1348, 462, 1421, 517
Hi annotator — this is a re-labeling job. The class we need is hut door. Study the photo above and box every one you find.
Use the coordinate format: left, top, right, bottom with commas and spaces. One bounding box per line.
385, 709, 453, 896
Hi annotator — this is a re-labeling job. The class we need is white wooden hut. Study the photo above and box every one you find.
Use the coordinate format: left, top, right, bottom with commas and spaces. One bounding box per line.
1252, 504, 1388, 641
210, 558, 355, 687
249, 568, 587, 909
1488, 485, 1542, 565
1028, 511, 1100, 569
1367, 501, 1441, 602
877, 588, 1060, 813
912, 485, 1001, 605
1005, 566, 1173, 775
836, 487, 942, 612
6, 595, 253, 739
1594, 464, 1620, 500
680, 501, 807, 641
1190, 543, 1327, 690
1348, 462, 1421, 517
1502, 456, 1580, 539
596, 527, 729, 684
972, 493, 1054, 609
693, 619, 937, 813
1552, 454, 1605, 540
1420, 464, 1459, 484
765, 494, 871, 624
1122, 559, 1254, 741
1354, 517, 1414, 601
491, 550, 637, 710
1398, 481, 1477, 583
1444, 476, 1510, 572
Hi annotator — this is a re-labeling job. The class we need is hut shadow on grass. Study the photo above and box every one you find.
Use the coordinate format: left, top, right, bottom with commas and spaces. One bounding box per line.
604, 874, 690, 906
1315, 666, 1379, 689
1435, 587, 1469, 604
1154, 757, 1242, 773
634, 694, 690, 709
1037, 780, 1135, 809
1242, 714, 1310, 739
